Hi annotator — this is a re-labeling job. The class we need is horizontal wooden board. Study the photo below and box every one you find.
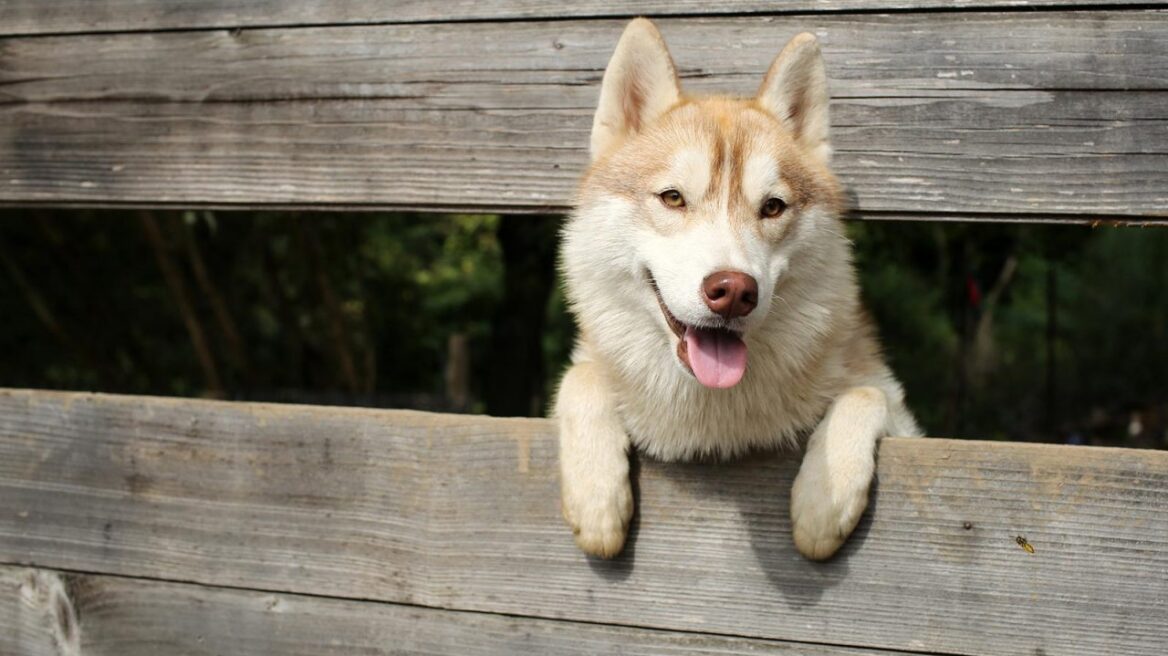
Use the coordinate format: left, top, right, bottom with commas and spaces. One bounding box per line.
0, 1, 1152, 37
1, 389, 1165, 656
0, 566, 917, 656
1, 13, 1166, 217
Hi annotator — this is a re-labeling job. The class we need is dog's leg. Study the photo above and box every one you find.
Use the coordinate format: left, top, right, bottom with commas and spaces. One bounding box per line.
790, 386, 888, 561
555, 361, 633, 558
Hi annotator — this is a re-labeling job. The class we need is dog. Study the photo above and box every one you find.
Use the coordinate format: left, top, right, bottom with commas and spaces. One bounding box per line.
554, 18, 922, 561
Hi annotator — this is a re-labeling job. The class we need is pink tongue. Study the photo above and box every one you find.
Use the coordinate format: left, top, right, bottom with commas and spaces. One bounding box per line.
684, 326, 748, 389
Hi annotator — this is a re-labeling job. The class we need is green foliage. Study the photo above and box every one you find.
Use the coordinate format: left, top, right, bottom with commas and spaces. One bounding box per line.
1063, 229, 1168, 415
0, 210, 503, 403
1, 209, 1164, 448
852, 220, 1167, 447
850, 221, 958, 433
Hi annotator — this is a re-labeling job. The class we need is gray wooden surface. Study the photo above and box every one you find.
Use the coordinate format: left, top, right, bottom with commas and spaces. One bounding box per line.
2, 12, 1165, 217
1, 389, 1165, 656
0, 1, 1150, 36
0, 566, 920, 656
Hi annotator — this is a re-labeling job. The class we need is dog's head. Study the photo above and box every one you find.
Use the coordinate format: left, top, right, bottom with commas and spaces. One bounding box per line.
564, 19, 847, 390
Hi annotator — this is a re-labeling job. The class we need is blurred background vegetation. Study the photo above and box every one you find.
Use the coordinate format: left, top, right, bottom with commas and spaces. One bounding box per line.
1, 209, 1164, 449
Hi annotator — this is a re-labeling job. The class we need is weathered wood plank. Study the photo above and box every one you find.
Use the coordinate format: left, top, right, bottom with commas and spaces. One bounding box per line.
0, 0, 1151, 37
0, 566, 918, 656
1, 13, 1164, 216
3, 92, 1161, 216
0, 569, 78, 656
1, 389, 1165, 656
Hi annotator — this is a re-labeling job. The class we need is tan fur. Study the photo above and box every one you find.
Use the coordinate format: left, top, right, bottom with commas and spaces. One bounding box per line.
556, 18, 921, 561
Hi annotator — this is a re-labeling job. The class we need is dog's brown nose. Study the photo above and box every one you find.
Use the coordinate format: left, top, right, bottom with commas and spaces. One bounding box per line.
702, 270, 758, 319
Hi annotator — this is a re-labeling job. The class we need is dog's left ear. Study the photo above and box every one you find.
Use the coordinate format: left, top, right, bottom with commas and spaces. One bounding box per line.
591, 18, 681, 160
757, 33, 832, 164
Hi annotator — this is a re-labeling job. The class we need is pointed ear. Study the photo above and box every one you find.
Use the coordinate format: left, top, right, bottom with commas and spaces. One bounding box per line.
590, 18, 681, 160
756, 33, 832, 164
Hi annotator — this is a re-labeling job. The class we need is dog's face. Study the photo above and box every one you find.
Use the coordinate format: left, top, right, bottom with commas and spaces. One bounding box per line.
564, 20, 845, 389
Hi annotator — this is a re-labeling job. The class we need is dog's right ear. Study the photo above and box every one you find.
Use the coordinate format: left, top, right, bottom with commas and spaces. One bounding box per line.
590, 18, 681, 160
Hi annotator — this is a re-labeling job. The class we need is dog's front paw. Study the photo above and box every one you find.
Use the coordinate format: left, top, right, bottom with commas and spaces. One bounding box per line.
561, 473, 633, 559
789, 450, 873, 561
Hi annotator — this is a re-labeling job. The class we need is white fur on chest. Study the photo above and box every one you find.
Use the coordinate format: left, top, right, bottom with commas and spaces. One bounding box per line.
616, 367, 827, 461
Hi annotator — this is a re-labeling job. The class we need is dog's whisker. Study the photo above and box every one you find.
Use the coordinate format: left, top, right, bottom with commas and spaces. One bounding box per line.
819, 227, 851, 242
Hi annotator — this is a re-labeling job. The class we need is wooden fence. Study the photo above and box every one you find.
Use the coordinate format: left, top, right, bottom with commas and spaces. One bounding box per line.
1, 2, 1166, 655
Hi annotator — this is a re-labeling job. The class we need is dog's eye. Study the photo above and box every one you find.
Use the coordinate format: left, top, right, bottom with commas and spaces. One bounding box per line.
760, 197, 787, 218
659, 189, 686, 209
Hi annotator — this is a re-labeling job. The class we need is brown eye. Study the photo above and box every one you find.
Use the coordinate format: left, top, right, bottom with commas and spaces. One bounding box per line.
760, 197, 787, 218
659, 189, 686, 209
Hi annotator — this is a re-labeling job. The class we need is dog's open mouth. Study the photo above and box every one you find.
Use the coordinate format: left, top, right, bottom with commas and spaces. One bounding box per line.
650, 278, 748, 389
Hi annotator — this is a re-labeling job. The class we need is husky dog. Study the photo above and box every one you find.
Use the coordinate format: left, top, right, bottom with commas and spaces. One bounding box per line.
556, 18, 921, 561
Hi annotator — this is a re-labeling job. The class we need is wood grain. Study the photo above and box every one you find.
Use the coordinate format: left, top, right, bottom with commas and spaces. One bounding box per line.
0, 566, 918, 656
0, 569, 79, 656
1, 389, 1165, 656
1, 14, 1165, 216
0, 1, 1151, 37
